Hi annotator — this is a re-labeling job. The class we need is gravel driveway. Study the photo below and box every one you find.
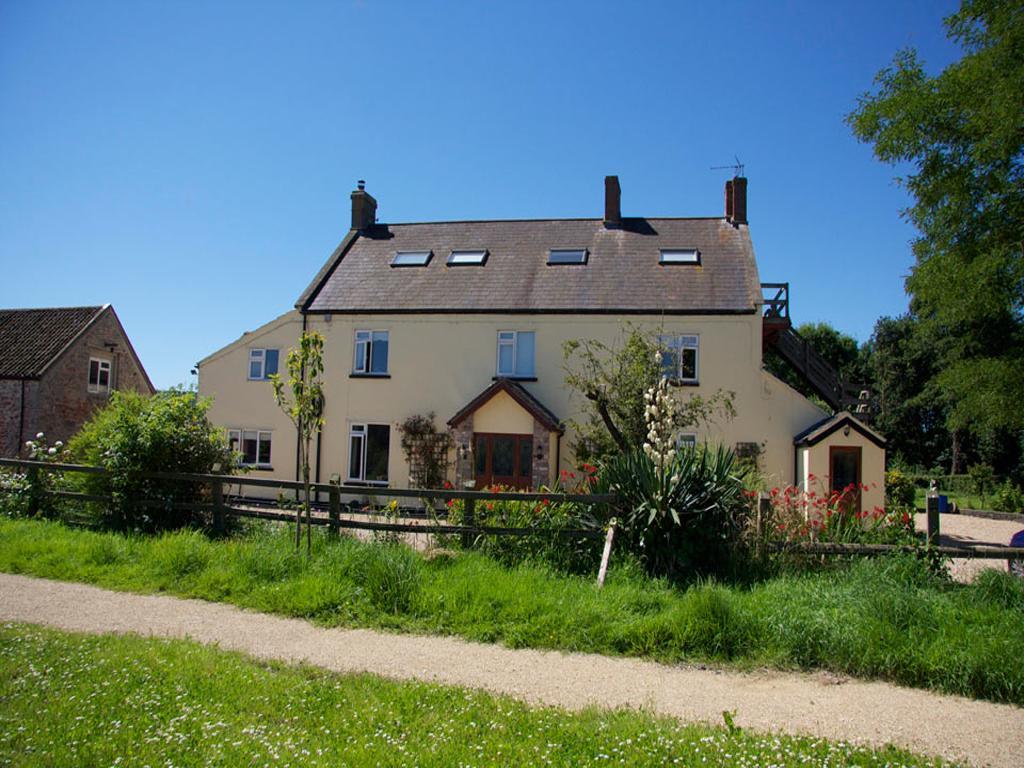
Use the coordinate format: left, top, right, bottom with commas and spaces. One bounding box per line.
1, 573, 1022, 767
915, 512, 1023, 582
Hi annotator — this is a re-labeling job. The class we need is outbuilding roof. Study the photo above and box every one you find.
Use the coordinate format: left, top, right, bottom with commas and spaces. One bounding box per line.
298, 217, 760, 315
793, 411, 886, 449
0, 306, 106, 379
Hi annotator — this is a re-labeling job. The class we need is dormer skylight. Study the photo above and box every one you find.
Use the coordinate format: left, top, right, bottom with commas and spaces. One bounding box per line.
659, 248, 700, 265
391, 250, 433, 267
447, 250, 488, 266
547, 248, 588, 265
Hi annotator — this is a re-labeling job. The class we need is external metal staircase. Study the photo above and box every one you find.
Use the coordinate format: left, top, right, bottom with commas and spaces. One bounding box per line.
761, 283, 869, 415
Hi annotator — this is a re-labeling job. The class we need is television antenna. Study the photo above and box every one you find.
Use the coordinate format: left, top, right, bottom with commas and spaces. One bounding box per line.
711, 156, 745, 176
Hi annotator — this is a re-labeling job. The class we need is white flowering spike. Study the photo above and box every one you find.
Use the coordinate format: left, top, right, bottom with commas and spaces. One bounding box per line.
47, 447, 57, 455
35, 432, 44, 439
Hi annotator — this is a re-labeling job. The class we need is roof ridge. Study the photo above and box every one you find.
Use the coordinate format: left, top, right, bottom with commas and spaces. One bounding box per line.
374, 216, 729, 227
0, 305, 105, 313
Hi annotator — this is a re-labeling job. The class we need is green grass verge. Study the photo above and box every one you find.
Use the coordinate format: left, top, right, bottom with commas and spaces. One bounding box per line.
0, 623, 953, 767
1, 518, 1023, 705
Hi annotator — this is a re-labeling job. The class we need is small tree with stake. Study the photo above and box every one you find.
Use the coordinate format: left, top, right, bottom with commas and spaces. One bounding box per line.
270, 331, 325, 554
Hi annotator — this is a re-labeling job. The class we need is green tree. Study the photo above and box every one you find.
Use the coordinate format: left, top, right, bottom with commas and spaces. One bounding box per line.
847, 0, 1024, 445
270, 331, 326, 554
69, 391, 234, 532
563, 327, 735, 462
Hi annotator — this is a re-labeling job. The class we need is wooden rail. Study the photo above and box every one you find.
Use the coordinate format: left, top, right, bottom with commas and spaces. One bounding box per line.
0, 457, 614, 542
767, 541, 1024, 559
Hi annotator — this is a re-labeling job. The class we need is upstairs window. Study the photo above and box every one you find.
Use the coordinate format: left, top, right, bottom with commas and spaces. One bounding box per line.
447, 250, 488, 266
659, 248, 700, 265
496, 330, 536, 378
88, 358, 111, 394
228, 428, 272, 468
353, 330, 389, 375
658, 334, 699, 383
547, 248, 588, 265
248, 348, 279, 380
392, 250, 432, 267
348, 423, 390, 484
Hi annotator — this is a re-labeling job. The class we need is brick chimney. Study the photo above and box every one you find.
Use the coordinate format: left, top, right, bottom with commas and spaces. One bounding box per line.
725, 176, 747, 226
604, 175, 621, 228
351, 180, 377, 232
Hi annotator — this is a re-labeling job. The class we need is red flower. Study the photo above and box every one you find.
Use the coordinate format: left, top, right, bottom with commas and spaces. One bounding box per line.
443, 480, 453, 490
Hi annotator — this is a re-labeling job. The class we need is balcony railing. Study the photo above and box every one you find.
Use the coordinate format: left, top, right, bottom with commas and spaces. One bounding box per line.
761, 282, 789, 323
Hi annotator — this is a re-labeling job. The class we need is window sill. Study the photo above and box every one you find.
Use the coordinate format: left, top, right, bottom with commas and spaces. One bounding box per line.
344, 480, 390, 487
493, 375, 538, 382
668, 379, 700, 387
240, 465, 275, 472
349, 373, 391, 379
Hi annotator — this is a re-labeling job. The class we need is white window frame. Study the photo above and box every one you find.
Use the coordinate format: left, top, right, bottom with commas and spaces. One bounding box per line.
88, 357, 111, 394
353, 330, 389, 375
658, 334, 699, 384
247, 348, 279, 381
447, 249, 488, 266
547, 248, 588, 265
347, 423, 390, 485
659, 248, 700, 265
496, 330, 535, 378
229, 428, 273, 468
677, 432, 697, 448
391, 250, 433, 267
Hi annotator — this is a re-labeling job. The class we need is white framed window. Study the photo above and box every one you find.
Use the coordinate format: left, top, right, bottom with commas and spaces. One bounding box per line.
659, 248, 700, 265
392, 250, 433, 267
677, 433, 697, 448
228, 428, 272, 468
88, 358, 111, 393
496, 330, 535, 377
248, 348, 279, 380
348, 423, 390, 484
353, 330, 389, 375
658, 334, 699, 383
447, 249, 488, 266
547, 248, 588, 265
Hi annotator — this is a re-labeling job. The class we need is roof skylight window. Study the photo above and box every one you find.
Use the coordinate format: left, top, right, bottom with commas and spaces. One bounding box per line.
659, 248, 700, 265
391, 250, 433, 267
547, 248, 588, 265
447, 250, 488, 266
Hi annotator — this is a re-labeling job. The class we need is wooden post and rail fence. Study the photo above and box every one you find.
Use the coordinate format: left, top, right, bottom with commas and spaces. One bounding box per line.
2, 458, 1023, 565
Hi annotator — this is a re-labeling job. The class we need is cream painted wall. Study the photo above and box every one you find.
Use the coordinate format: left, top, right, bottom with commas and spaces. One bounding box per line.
198, 310, 833, 494
798, 431, 886, 514
473, 391, 535, 434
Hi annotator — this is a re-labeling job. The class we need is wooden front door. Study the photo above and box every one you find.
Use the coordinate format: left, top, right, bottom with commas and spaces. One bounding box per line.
830, 446, 862, 513
474, 433, 533, 489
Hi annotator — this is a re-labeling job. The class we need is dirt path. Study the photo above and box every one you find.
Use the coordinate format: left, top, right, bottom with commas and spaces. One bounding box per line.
1, 574, 1021, 767
915, 512, 1022, 582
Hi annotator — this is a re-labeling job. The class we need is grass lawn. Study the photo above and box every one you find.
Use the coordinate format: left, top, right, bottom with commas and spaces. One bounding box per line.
0, 623, 954, 767
1, 518, 1023, 705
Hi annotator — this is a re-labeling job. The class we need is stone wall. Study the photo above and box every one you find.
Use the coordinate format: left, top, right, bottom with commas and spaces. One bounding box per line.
0, 379, 25, 457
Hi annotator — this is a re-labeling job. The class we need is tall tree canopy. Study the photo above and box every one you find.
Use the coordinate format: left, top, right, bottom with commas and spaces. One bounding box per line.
847, 0, 1024, 438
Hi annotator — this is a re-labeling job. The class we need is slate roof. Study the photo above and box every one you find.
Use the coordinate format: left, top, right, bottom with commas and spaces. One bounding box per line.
0, 306, 105, 379
793, 411, 886, 449
299, 217, 760, 314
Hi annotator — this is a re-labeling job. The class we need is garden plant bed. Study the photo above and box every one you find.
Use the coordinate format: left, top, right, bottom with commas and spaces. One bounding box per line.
1, 518, 1023, 706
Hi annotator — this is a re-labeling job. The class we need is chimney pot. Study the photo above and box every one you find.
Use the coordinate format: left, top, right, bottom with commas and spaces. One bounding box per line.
604, 175, 621, 228
351, 181, 377, 232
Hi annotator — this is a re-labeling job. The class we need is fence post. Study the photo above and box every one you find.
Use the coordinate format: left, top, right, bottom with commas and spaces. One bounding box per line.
926, 493, 940, 547
329, 479, 341, 538
757, 493, 770, 562
596, 518, 618, 588
211, 475, 226, 535
462, 496, 476, 548
26, 465, 41, 518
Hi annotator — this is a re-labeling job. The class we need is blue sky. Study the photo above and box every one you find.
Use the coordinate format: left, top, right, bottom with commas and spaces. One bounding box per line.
0, 0, 961, 389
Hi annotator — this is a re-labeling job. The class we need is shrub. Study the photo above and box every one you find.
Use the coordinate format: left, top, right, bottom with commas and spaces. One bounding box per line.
68, 391, 234, 532
0, 433, 69, 519
968, 463, 996, 502
993, 479, 1024, 515
885, 468, 916, 510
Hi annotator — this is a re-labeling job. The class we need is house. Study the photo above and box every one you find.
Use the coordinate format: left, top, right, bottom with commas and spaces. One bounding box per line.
197, 176, 885, 511
0, 305, 155, 457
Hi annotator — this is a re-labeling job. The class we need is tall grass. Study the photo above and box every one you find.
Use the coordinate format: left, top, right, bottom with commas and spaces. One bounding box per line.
1, 518, 1023, 704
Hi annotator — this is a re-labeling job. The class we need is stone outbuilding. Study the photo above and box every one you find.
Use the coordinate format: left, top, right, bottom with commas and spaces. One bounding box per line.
0, 305, 155, 457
